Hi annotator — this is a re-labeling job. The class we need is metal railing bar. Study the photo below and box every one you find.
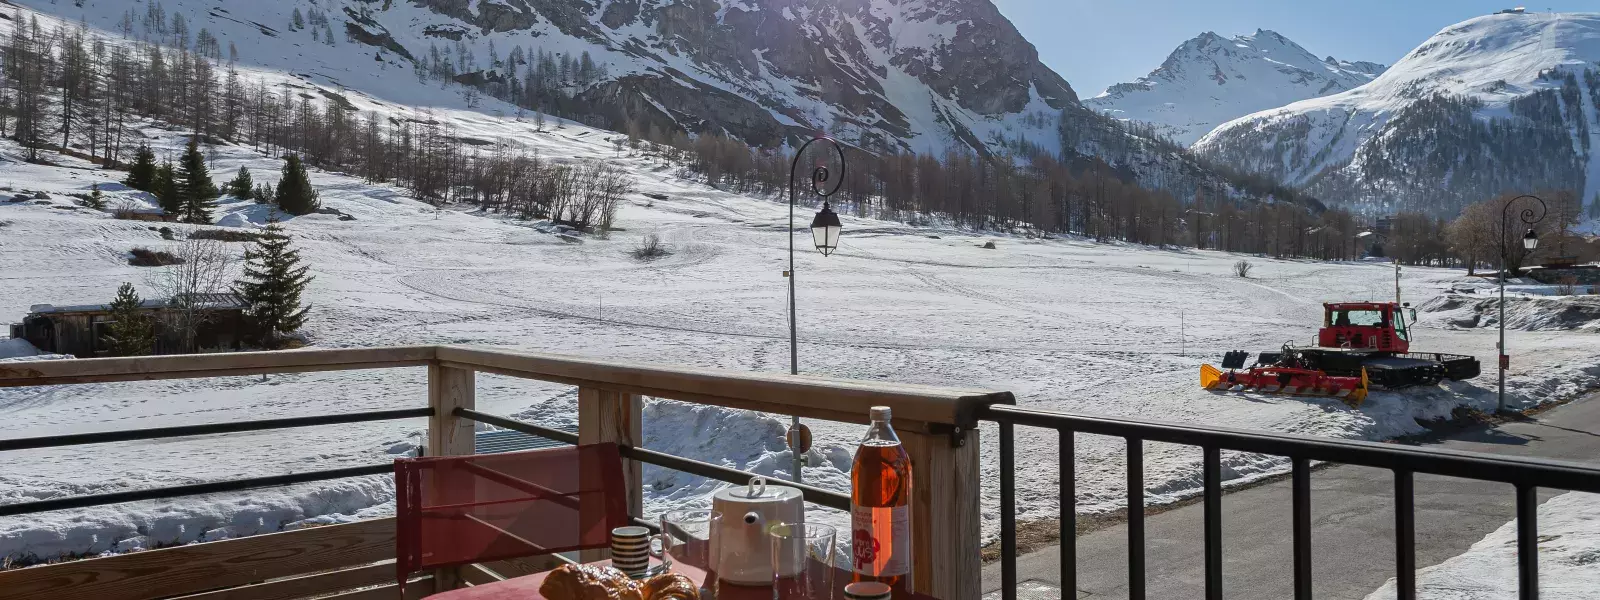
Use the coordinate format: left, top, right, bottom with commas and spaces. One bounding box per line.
1293, 458, 1312, 600
0, 408, 435, 452
0, 463, 392, 517
1203, 446, 1222, 600
978, 405, 1600, 492
1517, 484, 1539, 600
1395, 470, 1416, 600
1127, 437, 1145, 600
1000, 421, 1017, 600
1061, 429, 1076, 597
455, 409, 851, 511
456, 408, 579, 445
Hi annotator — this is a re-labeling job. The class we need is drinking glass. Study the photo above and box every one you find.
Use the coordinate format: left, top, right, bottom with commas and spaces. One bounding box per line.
660, 509, 721, 598
770, 522, 837, 600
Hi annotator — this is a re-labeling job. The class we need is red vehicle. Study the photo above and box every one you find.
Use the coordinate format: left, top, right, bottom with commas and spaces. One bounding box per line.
1203, 302, 1480, 405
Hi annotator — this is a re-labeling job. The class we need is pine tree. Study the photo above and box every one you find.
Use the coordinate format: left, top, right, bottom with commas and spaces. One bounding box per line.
227, 166, 253, 198
101, 282, 155, 356
154, 159, 181, 215
290, 8, 304, 30
177, 137, 217, 223
235, 222, 313, 347
274, 153, 320, 215
84, 183, 106, 210
124, 144, 158, 191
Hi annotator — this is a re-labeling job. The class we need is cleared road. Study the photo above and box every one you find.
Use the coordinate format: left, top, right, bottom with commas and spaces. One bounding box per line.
981, 395, 1600, 599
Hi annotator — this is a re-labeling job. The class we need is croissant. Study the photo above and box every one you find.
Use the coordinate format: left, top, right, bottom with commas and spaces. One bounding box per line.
641, 572, 699, 600
538, 563, 644, 600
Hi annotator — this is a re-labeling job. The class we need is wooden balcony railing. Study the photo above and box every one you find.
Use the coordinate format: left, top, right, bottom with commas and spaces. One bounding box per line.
0, 345, 1013, 600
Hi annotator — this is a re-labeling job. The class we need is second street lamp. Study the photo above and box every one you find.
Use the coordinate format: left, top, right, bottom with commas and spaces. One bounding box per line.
1497, 194, 1546, 413
786, 136, 846, 483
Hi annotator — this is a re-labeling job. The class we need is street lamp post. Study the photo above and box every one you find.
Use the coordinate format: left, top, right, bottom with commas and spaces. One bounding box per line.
785, 136, 845, 483
1498, 194, 1546, 413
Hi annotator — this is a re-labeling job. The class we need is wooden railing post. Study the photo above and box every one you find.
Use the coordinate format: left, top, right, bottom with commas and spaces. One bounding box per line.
428, 364, 476, 457
578, 386, 643, 562
427, 364, 475, 591
901, 426, 981, 600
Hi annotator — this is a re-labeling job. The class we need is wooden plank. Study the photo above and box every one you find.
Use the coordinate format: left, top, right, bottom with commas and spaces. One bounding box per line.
577, 386, 642, 563
578, 387, 643, 518
0, 361, 433, 388
426, 364, 476, 592
444, 360, 885, 428
319, 577, 432, 600
0, 346, 436, 387
480, 554, 574, 579
0, 518, 395, 600
437, 346, 1009, 428
901, 428, 982, 600
427, 364, 476, 457
168, 561, 394, 600
458, 563, 505, 586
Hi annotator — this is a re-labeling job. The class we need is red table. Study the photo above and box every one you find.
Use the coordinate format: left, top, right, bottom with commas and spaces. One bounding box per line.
432, 561, 936, 599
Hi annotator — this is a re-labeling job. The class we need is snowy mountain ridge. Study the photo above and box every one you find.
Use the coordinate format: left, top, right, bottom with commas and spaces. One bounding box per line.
1195, 12, 1600, 216
1085, 29, 1386, 146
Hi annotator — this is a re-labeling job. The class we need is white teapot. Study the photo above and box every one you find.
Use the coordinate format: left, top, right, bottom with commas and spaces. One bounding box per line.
710, 476, 805, 585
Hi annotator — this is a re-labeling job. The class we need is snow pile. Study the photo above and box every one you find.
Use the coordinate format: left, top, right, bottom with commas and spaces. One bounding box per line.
1364, 492, 1600, 600
1418, 293, 1600, 331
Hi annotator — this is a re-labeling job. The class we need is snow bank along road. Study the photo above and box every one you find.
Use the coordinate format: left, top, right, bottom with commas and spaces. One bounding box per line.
984, 392, 1600, 599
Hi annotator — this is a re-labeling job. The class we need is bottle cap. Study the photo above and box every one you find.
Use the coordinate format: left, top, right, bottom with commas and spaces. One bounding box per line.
870, 406, 891, 421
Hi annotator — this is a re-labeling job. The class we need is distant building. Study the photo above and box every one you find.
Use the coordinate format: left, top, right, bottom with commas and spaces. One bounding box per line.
8, 293, 247, 357
1498, 7, 1527, 14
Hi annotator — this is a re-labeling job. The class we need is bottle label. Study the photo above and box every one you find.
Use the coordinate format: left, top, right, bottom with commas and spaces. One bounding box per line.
851, 504, 910, 577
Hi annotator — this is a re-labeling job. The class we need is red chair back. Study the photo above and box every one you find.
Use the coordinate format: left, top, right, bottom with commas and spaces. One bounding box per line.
395, 443, 630, 587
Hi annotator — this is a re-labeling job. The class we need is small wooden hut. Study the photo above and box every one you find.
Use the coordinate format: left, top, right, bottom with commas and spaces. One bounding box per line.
8, 293, 248, 357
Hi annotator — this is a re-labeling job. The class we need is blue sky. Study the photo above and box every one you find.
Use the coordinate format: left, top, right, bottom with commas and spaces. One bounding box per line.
990, 1, 1597, 97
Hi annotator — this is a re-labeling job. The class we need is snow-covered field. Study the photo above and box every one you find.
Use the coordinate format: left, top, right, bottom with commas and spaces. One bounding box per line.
6, 116, 1600, 562
3, 0, 1600, 568
1364, 492, 1600, 600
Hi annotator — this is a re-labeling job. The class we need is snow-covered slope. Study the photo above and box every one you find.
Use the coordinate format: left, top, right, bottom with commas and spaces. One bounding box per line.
88, 0, 1071, 156
1086, 30, 1384, 146
1196, 12, 1600, 216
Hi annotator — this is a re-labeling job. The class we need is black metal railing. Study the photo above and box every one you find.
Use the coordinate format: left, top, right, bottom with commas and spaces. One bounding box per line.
980, 403, 1600, 600
455, 408, 852, 511
0, 407, 435, 518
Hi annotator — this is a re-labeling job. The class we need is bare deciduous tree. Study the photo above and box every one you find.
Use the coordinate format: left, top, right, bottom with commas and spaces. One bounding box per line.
146, 238, 235, 352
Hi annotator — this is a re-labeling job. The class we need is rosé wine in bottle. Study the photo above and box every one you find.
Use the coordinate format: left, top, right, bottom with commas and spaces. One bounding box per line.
851, 406, 912, 589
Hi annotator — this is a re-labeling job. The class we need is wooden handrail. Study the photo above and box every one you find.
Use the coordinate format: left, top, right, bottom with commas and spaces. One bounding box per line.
0, 345, 437, 386
0, 345, 1012, 428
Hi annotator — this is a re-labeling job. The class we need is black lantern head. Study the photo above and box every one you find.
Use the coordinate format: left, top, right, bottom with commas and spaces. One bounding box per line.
810, 203, 842, 256
1522, 228, 1539, 250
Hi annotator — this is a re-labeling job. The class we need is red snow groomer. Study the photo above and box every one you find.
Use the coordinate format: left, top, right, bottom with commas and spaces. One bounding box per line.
1201, 302, 1480, 407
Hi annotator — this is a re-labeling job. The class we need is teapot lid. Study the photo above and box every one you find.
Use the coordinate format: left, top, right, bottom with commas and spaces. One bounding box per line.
712, 475, 803, 504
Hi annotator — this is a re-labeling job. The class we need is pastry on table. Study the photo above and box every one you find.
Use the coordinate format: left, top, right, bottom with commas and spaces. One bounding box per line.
538, 564, 644, 600
641, 572, 698, 600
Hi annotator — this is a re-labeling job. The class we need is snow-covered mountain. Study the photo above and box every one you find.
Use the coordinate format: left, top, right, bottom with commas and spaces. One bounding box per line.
1085, 30, 1385, 146
14, 0, 1305, 209
373, 0, 1078, 155
1195, 12, 1600, 216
